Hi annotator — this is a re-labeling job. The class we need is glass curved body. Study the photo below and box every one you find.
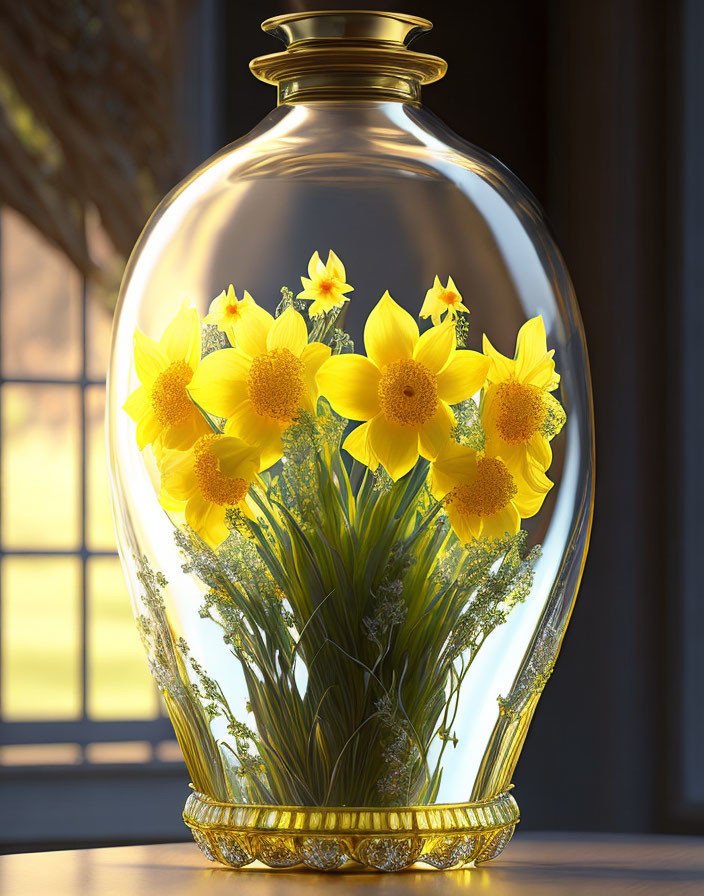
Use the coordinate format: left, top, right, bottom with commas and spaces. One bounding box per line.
107, 17, 593, 872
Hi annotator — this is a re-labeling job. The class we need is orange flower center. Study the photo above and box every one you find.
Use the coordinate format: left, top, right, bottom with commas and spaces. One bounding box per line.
193, 435, 249, 506
225, 302, 240, 317
319, 279, 333, 294
446, 457, 517, 518
494, 380, 546, 444
150, 360, 194, 426
247, 348, 306, 422
378, 359, 438, 427
440, 289, 460, 307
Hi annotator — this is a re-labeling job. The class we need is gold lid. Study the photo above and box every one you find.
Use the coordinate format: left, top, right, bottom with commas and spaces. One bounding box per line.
250, 10, 447, 105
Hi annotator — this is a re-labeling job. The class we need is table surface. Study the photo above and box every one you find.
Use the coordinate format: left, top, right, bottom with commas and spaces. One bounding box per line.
3, 833, 704, 895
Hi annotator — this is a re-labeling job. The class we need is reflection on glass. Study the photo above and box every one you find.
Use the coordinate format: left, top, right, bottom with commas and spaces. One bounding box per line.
1, 557, 81, 719
1, 384, 80, 548
87, 556, 158, 719
0, 208, 82, 378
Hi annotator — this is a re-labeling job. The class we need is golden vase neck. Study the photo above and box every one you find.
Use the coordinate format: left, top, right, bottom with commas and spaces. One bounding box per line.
249, 10, 447, 105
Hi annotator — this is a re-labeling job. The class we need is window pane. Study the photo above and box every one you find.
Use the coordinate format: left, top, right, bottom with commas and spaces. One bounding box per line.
0, 744, 82, 766
0, 207, 82, 378
86, 296, 115, 380
87, 556, 158, 720
1, 384, 81, 549
1, 557, 81, 719
86, 386, 115, 550
85, 741, 152, 763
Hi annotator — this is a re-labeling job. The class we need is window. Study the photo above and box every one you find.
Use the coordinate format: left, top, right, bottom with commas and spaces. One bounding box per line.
0, 0, 227, 847
0, 207, 171, 731
0, 210, 186, 846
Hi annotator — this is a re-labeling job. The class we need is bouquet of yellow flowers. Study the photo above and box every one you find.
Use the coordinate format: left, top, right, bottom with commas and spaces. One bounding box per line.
125, 251, 565, 807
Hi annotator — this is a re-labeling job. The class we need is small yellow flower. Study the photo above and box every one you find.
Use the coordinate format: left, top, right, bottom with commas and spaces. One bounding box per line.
205, 284, 270, 346
159, 434, 260, 548
316, 291, 490, 480
297, 250, 353, 317
123, 301, 209, 451
187, 307, 331, 470
420, 275, 470, 327
482, 316, 565, 483
430, 440, 552, 542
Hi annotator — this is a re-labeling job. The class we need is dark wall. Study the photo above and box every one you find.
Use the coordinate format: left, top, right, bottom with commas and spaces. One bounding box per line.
219, 0, 680, 833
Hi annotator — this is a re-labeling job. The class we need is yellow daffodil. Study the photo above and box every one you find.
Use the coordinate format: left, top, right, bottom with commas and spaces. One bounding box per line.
204, 284, 271, 346
420, 275, 470, 327
187, 307, 331, 470
159, 434, 260, 548
316, 291, 490, 480
297, 250, 353, 317
430, 440, 552, 542
482, 316, 565, 483
123, 301, 209, 451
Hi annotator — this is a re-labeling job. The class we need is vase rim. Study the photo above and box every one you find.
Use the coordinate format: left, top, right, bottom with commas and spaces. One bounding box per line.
250, 10, 447, 106
260, 10, 434, 48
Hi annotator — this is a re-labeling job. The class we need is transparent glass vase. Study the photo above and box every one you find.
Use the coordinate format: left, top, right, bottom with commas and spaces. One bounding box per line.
107, 10, 594, 872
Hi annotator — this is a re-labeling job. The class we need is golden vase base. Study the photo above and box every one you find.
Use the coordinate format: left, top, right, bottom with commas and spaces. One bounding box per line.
183, 788, 519, 871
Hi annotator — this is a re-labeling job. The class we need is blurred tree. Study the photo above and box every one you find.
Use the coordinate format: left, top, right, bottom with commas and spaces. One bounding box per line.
0, 0, 185, 286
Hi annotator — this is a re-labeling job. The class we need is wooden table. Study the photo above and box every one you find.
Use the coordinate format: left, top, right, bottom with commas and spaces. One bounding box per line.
3, 833, 704, 895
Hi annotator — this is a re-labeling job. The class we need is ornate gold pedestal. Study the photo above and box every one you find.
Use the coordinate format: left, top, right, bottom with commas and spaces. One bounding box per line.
184, 789, 519, 871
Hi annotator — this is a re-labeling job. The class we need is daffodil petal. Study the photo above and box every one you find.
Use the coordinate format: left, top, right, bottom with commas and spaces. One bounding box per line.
211, 437, 260, 480
161, 413, 210, 450
124, 385, 151, 422
523, 354, 558, 390
480, 503, 521, 539
327, 250, 346, 282
159, 487, 186, 513
446, 502, 481, 543
224, 400, 284, 470
235, 305, 274, 358
413, 320, 456, 373
207, 289, 227, 317
188, 348, 250, 417
316, 354, 381, 421
418, 402, 454, 460
437, 350, 490, 404
301, 341, 332, 401
368, 414, 419, 480
515, 316, 550, 381
513, 464, 552, 517
482, 333, 515, 382
267, 306, 308, 355
160, 450, 197, 500
342, 420, 377, 469
185, 493, 228, 547
430, 441, 478, 498
161, 303, 200, 369
364, 291, 418, 369
307, 251, 322, 280
527, 432, 552, 470
136, 410, 161, 450
134, 330, 168, 386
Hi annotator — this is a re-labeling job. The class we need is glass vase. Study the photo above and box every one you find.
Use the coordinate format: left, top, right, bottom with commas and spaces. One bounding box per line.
107, 10, 594, 872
